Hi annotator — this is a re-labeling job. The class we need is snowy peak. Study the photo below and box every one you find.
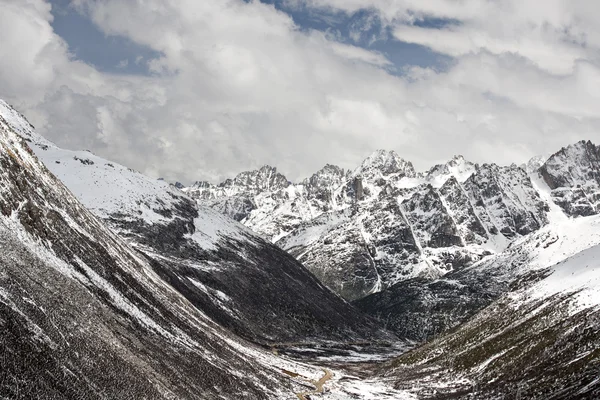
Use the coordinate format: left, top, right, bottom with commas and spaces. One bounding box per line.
186, 165, 290, 201
523, 154, 549, 174
539, 140, 600, 216
220, 164, 290, 195
448, 154, 467, 166
304, 163, 346, 188
425, 154, 476, 187
302, 163, 346, 200
540, 140, 600, 189
183, 165, 291, 221
355, 149, 416, 179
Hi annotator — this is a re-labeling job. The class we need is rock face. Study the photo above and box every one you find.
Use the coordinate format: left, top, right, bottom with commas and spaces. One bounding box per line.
463, 163, 549, 238
187, 149, 551, 301
184, 166, 290, 222
539, 140, 600, 216
1, 99, 385, 347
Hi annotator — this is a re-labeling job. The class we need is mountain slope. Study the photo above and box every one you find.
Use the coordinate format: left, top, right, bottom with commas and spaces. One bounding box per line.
356, 206, 600, 340
1, 99, 384, 345
385, 228, 600, 399
0, 104, 298, 399
540, 140, 600, 217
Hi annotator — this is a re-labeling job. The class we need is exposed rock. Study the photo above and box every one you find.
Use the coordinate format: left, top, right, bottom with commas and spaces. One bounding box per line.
539, 140, 600, 216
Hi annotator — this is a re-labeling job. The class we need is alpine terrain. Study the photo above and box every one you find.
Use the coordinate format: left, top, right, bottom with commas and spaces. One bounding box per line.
185, 149, 553, 301
2, 98, 600, 399
0, 99, 409, 399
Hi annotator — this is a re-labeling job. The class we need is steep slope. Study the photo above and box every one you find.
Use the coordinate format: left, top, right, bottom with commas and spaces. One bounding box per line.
0, 104, 299, 399
1, 100, 383, 345
385, 229, 600, 399
540, 140, 600, 217
356, 209, 600, 340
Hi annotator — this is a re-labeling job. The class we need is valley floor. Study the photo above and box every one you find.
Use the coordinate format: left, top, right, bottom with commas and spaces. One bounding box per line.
270, 342, 415, 399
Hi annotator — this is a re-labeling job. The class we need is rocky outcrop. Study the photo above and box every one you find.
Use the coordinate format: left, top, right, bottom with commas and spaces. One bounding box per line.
463, 163, 548, 237
539, 140, 600, 217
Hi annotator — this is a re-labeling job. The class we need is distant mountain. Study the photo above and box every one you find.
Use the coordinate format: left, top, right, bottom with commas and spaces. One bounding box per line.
185, 148, 554, 301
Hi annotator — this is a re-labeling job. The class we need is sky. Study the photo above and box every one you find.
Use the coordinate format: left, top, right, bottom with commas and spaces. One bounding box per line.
1, 0, 599, 184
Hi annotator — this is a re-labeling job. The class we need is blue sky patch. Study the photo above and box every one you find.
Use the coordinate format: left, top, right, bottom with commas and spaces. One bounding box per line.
49, 0, 450, 76
49, 0, 161, 75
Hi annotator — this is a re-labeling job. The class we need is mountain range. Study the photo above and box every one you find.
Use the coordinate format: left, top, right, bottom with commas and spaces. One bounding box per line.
183, 140, 599, 303
2, 97, 600, 399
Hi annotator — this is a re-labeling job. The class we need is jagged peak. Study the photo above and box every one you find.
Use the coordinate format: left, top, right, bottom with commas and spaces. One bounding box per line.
356, 149, 416, 178
425, 154, 476, 186
541, 140, 600, 176
550, 140, 600, 158
190, 180, 214, 189
309, 163, 345, 178
215, 164, 290, 194
522, 154, 549, 174
302, 163, 346, 192
447, 154, 469, 166
232, 164, 283, 179
540, 140, 600, 190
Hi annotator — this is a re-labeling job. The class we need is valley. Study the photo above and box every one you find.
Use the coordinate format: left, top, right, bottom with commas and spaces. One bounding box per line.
1, 97, 600, 399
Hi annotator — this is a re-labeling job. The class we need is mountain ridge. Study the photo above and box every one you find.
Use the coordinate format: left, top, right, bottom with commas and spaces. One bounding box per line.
183, 142, 593, 301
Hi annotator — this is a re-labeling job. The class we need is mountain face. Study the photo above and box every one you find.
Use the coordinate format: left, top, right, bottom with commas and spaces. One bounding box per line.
540, 140, 600, 217
0, 103, 303, 399
355, 143, 600, 345
1, 100, 385, 347
184, 165, 290, 222
187, 149, 551, 301
384, 218, 600, 399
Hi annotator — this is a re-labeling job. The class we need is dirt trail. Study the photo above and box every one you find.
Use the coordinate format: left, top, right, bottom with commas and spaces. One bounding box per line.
295, 369, 332, 400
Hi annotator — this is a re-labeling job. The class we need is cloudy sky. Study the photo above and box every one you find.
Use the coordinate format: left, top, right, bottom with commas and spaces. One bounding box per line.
1, 0, 599, 183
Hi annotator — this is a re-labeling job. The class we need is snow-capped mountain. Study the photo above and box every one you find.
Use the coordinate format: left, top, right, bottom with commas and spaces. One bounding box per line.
540, 140, 600, 217
186, 148, 555, 301
0, 101, 302, 398
386, 213, 600, 398
3, 98, 600, 399
0, 99, 385, 346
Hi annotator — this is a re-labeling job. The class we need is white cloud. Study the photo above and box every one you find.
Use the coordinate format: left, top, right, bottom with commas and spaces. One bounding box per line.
297, 0, 600, 74
0, 0, 599, 185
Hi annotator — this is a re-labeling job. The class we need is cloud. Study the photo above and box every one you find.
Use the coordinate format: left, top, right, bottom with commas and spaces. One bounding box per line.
0, 0, 599, 185
295, 0, 600, 74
